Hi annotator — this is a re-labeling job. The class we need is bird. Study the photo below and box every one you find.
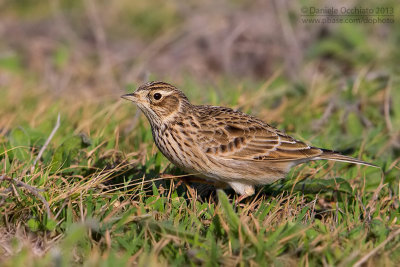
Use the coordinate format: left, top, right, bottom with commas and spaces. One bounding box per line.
121, 81, 377, 201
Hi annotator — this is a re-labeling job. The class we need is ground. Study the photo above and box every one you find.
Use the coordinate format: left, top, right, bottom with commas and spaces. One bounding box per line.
0, 0, 399, 266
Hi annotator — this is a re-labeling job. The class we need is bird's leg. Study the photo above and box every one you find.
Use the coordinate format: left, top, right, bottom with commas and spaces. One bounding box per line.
160, 173, 231, 200
160, 173, 201, 199
183, 176, 219, 185
175, 179, 183, 188
234, 194, 250, 206
185, 183, 197, 200
160, 173, 185, 190
174, 177, 198, 200
160, 173, 226, 187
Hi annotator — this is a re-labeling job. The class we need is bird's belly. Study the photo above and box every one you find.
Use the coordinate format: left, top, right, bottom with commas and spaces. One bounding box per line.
162, 149, 287, 185
197, 156, 290, 185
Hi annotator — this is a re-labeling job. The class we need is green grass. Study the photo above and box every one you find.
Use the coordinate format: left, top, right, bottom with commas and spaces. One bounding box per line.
1, 0, 400, 266
1, 72, 399, 266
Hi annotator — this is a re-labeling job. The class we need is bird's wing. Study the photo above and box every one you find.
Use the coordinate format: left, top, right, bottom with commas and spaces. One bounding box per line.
194, 107, 322, 162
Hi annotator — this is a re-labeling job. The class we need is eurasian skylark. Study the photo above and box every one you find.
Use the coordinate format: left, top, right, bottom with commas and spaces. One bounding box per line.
122, 81, 376, 199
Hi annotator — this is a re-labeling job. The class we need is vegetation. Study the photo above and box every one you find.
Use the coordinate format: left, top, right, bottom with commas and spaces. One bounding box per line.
0, 0, 399, 266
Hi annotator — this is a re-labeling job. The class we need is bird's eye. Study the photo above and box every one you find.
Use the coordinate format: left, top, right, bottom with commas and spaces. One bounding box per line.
153, 93, 162, 100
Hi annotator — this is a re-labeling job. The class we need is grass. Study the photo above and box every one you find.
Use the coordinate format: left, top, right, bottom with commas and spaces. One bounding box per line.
1, 72, 399, 266
1, 0, 400, 266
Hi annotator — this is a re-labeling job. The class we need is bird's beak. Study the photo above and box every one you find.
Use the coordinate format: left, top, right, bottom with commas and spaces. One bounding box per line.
121, 92, 139, 102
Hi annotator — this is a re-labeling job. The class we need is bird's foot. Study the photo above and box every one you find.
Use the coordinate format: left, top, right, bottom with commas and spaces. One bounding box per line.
160, 174, 197, 200
234, 194, 250, 207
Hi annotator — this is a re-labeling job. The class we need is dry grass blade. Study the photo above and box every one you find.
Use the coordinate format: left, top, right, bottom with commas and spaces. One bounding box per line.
32, 113, 61, 168
353, 228, 400, 267
0, 175, 53, 219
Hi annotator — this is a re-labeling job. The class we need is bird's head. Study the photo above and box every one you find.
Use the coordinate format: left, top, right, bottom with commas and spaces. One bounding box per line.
121, 81, 190, 125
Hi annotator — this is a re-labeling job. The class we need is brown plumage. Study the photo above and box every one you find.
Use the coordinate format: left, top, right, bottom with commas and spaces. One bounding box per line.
122, 81, 376, 197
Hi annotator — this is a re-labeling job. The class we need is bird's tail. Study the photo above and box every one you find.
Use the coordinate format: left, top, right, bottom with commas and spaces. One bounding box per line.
316, 150, 378, 168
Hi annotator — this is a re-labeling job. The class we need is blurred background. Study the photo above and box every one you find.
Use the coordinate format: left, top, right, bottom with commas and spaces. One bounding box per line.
0, 0, 398, 95
0, 1, 399, 264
